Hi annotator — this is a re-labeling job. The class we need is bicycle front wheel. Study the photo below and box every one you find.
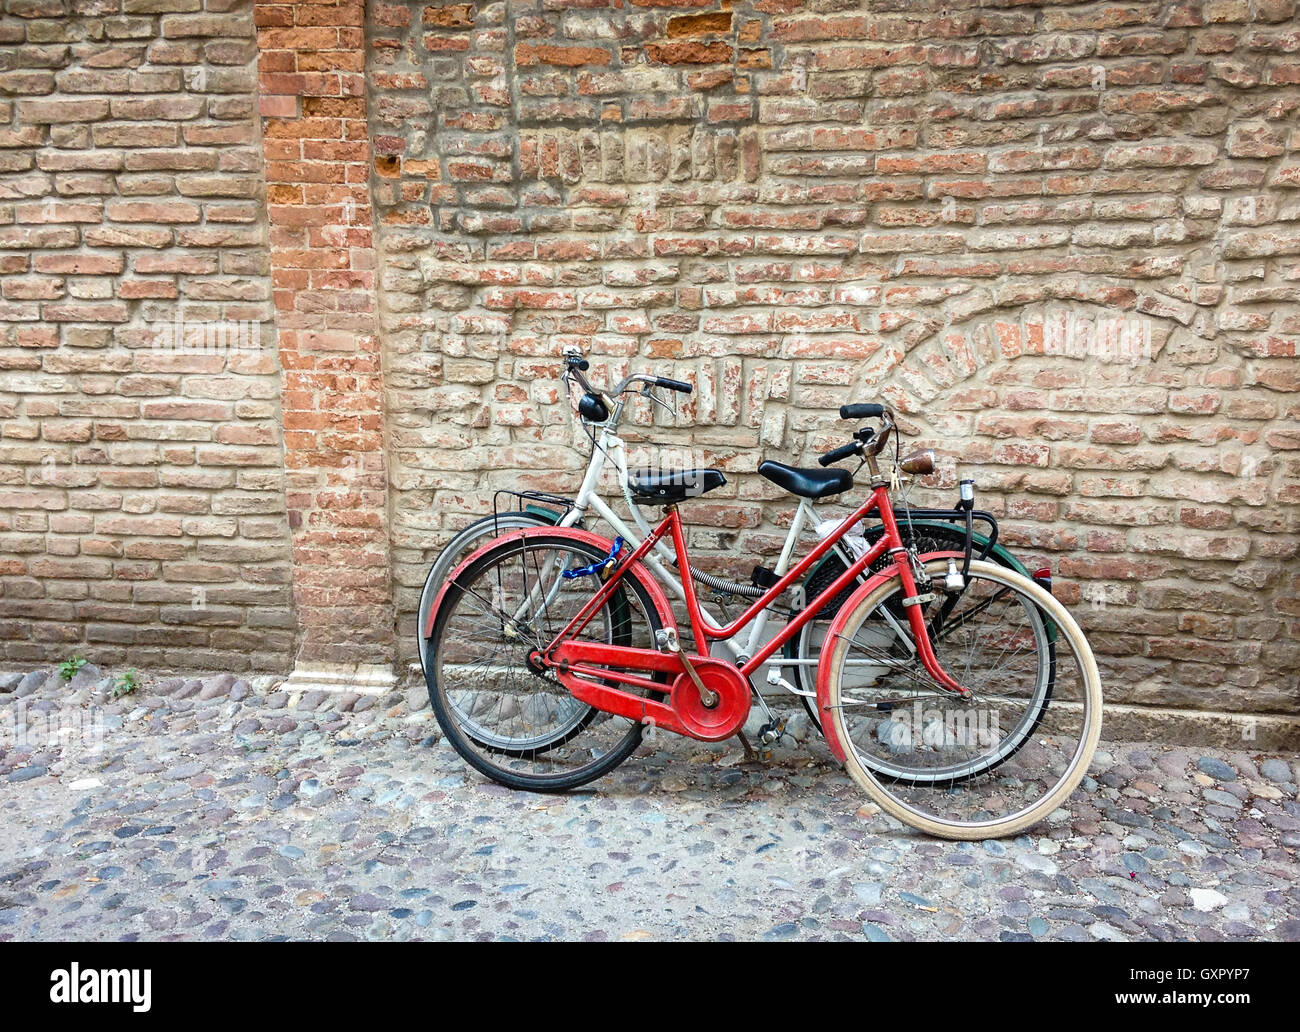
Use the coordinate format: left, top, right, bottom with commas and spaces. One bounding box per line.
788, 521, 1031, 721
824, 560, 1101, 840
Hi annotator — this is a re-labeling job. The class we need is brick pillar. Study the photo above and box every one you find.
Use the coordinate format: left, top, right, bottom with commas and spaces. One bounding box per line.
255, 1, 396, 687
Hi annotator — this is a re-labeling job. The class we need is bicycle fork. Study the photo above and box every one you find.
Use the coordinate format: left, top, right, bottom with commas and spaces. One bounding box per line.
873, 503, 974, 702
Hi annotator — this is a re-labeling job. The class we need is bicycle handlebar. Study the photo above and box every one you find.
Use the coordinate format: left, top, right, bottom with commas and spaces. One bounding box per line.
654, 377, 693, 395
824, 402, 896, 464
818, 441, 862, 467
566, 368, 598, 400
564, 348, 696, 400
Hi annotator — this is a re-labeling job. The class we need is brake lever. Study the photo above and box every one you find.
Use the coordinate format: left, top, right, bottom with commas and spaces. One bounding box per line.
562, 367, 582, 406
640, 383, 675, 419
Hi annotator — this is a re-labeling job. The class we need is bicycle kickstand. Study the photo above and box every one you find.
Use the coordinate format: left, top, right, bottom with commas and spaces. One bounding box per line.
733, 730, 760, 764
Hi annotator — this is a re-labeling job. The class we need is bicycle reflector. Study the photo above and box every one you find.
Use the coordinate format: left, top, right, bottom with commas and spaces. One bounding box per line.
1033, 566, 1052, 593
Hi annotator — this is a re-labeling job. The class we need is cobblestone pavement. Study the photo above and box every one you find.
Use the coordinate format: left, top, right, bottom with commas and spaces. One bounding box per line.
1, 666, 1297, 942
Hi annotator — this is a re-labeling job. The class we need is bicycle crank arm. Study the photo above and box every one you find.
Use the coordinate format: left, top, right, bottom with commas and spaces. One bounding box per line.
656, 628, 718, 707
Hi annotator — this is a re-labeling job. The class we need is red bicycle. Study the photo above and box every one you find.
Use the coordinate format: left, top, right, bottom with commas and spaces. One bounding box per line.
425, 404, 1102, 839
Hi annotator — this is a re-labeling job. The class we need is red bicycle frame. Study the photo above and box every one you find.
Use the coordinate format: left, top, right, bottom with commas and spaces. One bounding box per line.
540, 483, 967, 697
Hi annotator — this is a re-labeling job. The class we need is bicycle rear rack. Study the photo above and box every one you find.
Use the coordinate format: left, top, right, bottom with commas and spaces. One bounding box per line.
490, 489, 574, 535
895, 507, 999, 561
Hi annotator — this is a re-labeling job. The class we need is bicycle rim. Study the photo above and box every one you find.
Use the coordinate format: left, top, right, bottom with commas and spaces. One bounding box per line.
827, 560, 1101, 839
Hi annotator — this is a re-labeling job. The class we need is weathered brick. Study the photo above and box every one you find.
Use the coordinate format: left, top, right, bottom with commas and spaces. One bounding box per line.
646, 41, 733, 65
0, 2, 1293, 718
16, 97, 110, 123
516, 43, 612, 68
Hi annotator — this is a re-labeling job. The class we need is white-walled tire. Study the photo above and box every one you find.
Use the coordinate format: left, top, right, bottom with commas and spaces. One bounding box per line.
824, 560, 1102, 840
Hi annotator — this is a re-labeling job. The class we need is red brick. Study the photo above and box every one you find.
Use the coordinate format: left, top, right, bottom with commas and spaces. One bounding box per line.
646, 41, 733, 65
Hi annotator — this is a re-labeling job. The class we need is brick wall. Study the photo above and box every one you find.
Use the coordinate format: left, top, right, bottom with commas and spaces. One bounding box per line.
257, 0, 395, 669
0, 0, 294, 672
1, 1, 1297, 734
369, 0, 1300, 723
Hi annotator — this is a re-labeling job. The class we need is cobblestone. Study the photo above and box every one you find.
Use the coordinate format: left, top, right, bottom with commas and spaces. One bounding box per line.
0, 667, 1297, 942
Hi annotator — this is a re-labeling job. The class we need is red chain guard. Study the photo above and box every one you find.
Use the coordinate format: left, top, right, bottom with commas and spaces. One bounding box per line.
551, 640, 751, 742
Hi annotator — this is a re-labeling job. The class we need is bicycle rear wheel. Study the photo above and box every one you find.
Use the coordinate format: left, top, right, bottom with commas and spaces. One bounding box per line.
426, 533, 663, 792
824, 560, 1101, 839
788, 521, 1030, 728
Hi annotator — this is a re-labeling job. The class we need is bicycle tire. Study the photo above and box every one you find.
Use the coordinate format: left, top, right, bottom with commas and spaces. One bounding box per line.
825, 560, 1101, 840
426, 533, 665, 792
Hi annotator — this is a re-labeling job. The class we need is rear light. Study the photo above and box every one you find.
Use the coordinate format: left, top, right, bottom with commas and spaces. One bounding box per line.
1033, 566, 1052, 593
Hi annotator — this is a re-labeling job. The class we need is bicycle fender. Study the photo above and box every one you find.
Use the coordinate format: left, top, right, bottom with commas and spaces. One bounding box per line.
424, 526, 678, 640
814, 551, 963, 764
523, 503, 564, 523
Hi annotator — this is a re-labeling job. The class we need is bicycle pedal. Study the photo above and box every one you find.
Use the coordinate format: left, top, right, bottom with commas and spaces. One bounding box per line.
757, 719, 786, 746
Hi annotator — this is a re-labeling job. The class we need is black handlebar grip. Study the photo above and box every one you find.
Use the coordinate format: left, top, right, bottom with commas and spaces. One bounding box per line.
839, 403, 885, 420
655, 377, 693, 395
818, 442, 861, 467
